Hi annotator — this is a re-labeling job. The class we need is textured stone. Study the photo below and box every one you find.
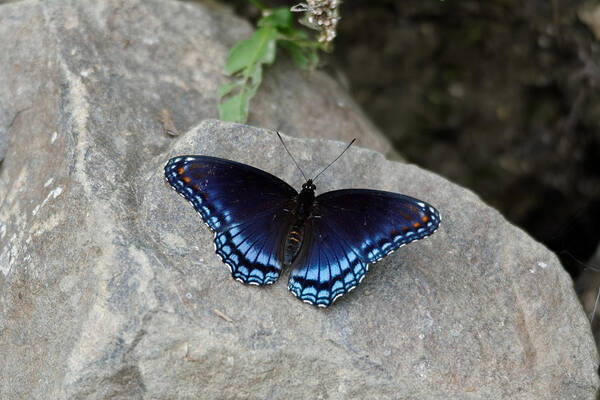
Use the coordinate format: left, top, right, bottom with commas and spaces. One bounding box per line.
0, 0, 598, 399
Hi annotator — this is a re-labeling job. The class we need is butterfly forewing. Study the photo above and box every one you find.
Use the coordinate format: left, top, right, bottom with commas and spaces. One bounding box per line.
165, 156, 298, 285
288, 189, 440, 306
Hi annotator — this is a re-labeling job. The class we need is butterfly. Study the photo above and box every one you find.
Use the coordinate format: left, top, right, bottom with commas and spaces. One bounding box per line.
164, 135, 441, 307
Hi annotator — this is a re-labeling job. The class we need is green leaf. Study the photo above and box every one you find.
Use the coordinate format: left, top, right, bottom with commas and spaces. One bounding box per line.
219, 91, 248, 123
279, 40, 309, 68
279, 41, 306, 68
280, 40, 318, 69
219, 76, 262, 123
247, 64, 263, 86
218, 3, 323, 123
217, 82, 239, 98
224, 26, 277, 76
278, 26, 310, 41
307, 47, 319, 67
257, 7, 292, 29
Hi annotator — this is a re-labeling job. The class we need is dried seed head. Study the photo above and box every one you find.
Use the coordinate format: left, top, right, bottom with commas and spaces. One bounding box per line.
291, 0, 341, 46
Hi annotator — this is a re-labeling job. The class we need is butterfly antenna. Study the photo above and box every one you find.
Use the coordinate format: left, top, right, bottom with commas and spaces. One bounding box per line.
312, 138, 356, 182
276, 131, 309, 181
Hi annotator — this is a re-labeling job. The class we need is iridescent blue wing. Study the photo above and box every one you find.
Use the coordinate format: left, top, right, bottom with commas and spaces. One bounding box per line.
165, 156, 298, 285
288, 189, 441, 307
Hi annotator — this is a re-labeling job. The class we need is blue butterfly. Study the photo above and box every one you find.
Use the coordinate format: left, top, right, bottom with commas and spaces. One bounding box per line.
164, 136, 440, 307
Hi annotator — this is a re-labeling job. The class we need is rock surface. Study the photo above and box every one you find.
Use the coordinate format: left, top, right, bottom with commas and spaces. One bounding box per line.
0, 0, 598, 399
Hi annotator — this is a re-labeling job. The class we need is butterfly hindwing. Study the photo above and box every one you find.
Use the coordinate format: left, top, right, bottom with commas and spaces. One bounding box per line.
165, 156, 298, 285
288, 215, 370, 307
288, 189, 441, 306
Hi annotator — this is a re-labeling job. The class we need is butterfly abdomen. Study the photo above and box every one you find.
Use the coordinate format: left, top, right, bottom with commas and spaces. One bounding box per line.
284, 223, 305, 266
283, 184, 316, 266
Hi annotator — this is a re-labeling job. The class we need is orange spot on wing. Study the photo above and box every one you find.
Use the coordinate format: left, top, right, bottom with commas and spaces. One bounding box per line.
191, 184, 200, 190
422, 215, 429, 223
401, 226, 409, 231
182, 176, 191, 184
413, 222, 421, 228
177, 167, 185, 175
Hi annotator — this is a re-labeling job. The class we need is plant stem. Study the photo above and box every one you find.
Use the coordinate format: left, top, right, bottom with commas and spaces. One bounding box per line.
249, 0, 266, 11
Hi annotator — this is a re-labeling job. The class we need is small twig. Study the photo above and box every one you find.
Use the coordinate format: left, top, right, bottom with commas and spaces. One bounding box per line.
157, 108, 179, 136
213, 308, 234, 323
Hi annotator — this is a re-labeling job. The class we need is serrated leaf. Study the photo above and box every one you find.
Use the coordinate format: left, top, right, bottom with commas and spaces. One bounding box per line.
224, 26, 277, 76
257, 7, 292, 29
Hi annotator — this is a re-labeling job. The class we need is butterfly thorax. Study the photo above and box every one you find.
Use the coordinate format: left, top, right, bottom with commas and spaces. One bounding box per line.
295, 181, 316, 220
283, 181, 316, 266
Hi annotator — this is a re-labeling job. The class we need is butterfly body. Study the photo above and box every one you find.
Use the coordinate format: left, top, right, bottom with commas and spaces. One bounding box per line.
283, 181, 316, 266
165, 155, 440, 307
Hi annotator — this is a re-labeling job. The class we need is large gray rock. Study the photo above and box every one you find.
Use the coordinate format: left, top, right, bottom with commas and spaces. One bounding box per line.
0, 0, 597, 399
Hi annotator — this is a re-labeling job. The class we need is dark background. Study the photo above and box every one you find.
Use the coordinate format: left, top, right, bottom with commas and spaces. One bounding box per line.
229, 1, 600, 285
